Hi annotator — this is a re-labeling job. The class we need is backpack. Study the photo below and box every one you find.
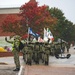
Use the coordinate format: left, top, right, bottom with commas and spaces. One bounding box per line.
19, 41, 25, 50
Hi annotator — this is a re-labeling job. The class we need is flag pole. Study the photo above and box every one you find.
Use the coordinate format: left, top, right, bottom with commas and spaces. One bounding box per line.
27, 27, 30, 43
43, 28, 45, 42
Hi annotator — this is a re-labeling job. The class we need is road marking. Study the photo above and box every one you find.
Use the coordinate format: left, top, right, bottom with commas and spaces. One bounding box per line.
18, 66, 23, 75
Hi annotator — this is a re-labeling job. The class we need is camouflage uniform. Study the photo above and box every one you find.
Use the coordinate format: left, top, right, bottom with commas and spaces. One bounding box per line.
39, 43, 45, 61
54, 42, 61, 54
25, 43, 33, 65
43, 43, 50, 65
21, 44, 26, 62
50, 43, 55, 56
66, 42, 70, 53
62, 42, 66, 53
33, 42, 40, 64
44, 50, 49, 65
5, 35, 21, 71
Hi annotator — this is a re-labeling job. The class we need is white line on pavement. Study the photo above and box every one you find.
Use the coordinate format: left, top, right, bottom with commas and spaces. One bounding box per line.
18, 66, 23, 75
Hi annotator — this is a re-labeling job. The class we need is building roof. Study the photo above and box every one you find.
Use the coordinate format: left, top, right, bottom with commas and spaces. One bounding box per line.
0, 7, 20, 14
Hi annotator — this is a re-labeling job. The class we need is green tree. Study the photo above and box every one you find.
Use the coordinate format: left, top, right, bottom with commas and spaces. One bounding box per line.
49, 7, 65, 39
49, 7, 75, 42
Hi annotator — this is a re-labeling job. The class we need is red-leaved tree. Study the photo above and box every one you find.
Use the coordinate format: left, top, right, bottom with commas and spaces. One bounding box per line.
1, 1, 57, 36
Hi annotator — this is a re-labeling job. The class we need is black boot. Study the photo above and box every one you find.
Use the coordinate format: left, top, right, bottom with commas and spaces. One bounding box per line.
13, 68, 20, 71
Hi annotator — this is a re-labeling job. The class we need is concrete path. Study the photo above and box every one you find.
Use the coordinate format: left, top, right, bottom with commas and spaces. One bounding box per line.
24, 65, 75, 75
0, 46, 75, 75
24, 46, 75, 75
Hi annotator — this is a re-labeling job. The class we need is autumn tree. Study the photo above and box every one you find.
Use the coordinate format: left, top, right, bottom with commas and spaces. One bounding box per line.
20, 2, 57, 35
1, 1, 57, 36
1, 14, 24, 35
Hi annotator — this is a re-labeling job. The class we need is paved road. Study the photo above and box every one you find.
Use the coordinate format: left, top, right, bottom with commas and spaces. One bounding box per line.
0, 65, 18, 75
23, 46, 75, 75
0, 46, 75, 75
24, 65, 75, 75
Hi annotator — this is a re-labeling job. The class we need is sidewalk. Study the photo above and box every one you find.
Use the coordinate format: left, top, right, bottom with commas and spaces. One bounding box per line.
24, 65, 75, 75
0, 56, 25, 75
49, 46, 75, 67
24, 46, 75, 75
0, 46, 75, 75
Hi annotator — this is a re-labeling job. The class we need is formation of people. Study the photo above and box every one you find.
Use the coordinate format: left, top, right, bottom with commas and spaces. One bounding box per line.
5, 35, 70, 71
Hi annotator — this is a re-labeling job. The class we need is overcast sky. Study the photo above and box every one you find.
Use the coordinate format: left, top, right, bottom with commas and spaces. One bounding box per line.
0, 0, 75, 24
